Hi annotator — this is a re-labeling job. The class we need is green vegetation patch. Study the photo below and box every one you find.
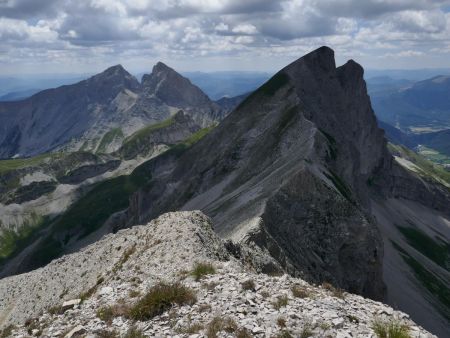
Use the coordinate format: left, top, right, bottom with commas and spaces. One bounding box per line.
388, 143, 450, 185
324, 170, 353, 203
396, 224, 450, 271
122, 118, 174, 147
320, 128, 338, 161
0, 213, 49, 261
191, 262, 216, 281
0, 153, 63, 175
237, 72, 290, 109
372, 318, 411, 338
52, 167, 151, 238
97, 128, 124, 154
129, 282, 196, 321
392, 241, 450, 320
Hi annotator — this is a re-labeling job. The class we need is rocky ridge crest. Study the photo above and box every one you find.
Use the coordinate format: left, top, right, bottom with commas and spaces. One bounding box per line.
0, 211, 435, 338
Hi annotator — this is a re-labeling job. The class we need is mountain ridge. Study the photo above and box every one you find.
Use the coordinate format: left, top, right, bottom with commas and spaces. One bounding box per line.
0, 62, 226, 159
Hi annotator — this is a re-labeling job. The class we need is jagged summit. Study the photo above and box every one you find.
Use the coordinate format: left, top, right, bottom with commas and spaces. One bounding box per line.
285, 45, 336, 74
152, 61, 174, 74
140, 61, 224, 126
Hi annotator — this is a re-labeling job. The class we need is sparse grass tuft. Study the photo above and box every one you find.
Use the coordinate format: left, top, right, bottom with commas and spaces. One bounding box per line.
291, 284, 310, 298
191, 262, 215, 281
124, 326, 146, 338
322, 282, 345, 299
300, 323, 314, 338
206, 317, 238, 338
96, 329, 119, 338
277, 330, 294, 338
241, 279, 256, 291
129, 282, 196, 321
372, 318, 411, 338
96, 303, 129, 323
236, 327, 253, 338
277, 317, 287, 328
176, 322, 204, 334
272, 295, 289, 310
0, 324, 16, 338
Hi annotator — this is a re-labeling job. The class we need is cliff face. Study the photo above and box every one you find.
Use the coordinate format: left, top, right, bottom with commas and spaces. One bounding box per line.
126, 47, 387, 299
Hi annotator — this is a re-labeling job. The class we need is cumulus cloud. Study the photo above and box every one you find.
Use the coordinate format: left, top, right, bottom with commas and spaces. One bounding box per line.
0, 0, 449, 73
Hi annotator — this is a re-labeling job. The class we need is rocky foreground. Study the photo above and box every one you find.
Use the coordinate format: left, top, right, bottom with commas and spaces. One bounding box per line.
0, 211, 435, 337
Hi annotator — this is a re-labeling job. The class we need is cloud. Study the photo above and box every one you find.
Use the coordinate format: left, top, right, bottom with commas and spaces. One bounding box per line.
0, 0, 450, 73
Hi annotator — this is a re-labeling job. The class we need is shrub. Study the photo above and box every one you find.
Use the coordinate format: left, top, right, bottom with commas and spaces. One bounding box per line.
291, 285, 310, 298
272, 295, 289, 310
129, 282, 196, 321
191, 262, 215, 281
206, 317, 238, 338
241, 279, 256, 291
372, 318, 411, 338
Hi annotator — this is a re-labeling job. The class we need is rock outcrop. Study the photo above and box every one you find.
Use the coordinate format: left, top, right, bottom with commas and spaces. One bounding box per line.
0, 211, 435, 338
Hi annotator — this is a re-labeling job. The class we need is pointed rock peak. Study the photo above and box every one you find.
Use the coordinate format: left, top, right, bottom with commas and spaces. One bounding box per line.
101, 64, 129, 76
285, 46, 336, 75
153, 61, 174, 73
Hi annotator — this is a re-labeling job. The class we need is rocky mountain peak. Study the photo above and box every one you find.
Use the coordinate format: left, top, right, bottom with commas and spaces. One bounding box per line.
140, 62, 224, 126
286, 45, 336, 74
89, 64, 140, 92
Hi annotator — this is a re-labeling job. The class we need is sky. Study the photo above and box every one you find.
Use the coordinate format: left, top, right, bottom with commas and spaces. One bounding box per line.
1, 0, 450, 75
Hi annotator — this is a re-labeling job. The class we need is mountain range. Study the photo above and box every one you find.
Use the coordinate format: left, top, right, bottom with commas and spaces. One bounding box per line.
0, 47, 449, 337
372, 75, 450, 133
0, 62, 226, 159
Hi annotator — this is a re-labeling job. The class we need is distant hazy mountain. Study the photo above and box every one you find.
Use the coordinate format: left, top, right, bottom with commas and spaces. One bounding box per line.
183, 71, 270, 100
0, 76, 86, 98
0, 89, 42, 101
365, 68, 450, 81
371, 75, 450, 132
0, 63, 226, 158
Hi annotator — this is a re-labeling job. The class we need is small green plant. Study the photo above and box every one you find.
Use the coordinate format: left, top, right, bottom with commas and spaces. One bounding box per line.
272, 295, 289, 310
206, 316, 238, 338
241, 279, 256, 291
191, 262, 215, 281
129, 282, 196, 321
372, 318, 411, 338
291, 284, 310, 298
124, 326, 146, 338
